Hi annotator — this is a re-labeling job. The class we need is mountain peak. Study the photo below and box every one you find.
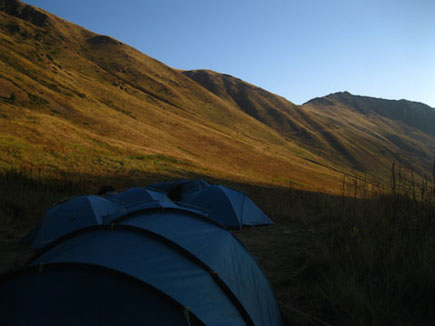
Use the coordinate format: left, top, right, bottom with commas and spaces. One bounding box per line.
331, 91, 352, 97
306, 91, 433, 110
304, 91, 435, 137
303, 91, 351, 106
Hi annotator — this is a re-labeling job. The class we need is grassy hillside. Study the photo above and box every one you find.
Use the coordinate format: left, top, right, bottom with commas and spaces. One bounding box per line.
1, 1, 434, 195
184, 71, 435, 188
0, 0, 350, 193
303, 92, 435, 181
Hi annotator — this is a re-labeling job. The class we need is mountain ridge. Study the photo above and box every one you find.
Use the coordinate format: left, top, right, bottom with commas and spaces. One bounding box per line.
183, 69, 435, 178
306, 91, 435, 137
306, 91, 434, 109
1, 0, 434, 193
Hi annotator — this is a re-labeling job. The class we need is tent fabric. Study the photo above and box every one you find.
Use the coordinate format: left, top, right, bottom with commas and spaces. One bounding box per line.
0, 264, 202, 326
30, 189, 206, 249
28, 227, 246, 326
181, 185, 274, 229
103, 200, 209, 224
6, 212, 283, 325
9, 181, 282, 325
31, 195, 121, 249
23, 214, 282, 325
116, 211, 282, 326
106, 187, 170, 205
30, 180, 273, 248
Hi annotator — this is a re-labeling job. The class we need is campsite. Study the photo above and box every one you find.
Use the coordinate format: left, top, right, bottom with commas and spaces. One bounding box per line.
1, 0, 435, 325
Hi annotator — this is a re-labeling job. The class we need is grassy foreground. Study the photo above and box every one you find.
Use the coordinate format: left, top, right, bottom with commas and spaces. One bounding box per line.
0, 167, 434, 326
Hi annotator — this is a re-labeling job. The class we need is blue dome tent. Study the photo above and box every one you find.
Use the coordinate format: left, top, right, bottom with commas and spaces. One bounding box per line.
31, 195, 121, 249
29, 182, 274, 248
30, 188, 206, 249
8, 180, 282, 325
182, 185, 274, 229
2, 209, 282, 325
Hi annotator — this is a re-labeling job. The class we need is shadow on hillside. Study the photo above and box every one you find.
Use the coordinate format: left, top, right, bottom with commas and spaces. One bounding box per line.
1, 168, 434, 325
0, 167, 343, 231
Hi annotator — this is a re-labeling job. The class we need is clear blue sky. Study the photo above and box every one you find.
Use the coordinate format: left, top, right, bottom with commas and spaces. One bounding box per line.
26, 0, 435, 107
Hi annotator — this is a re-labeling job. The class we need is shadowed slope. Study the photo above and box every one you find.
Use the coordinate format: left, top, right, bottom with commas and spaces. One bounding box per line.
184, 70, 435, 183
303, 92, 435, 179
183, 70, 324, 147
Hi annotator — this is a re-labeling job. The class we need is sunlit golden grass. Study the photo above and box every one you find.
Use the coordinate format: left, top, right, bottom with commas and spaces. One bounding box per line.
0, 37, 339, 192
2, 4, 434, 196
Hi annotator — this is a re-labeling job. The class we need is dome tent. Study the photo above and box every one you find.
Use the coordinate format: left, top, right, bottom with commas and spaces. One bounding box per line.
30, 188, 206, 249
181, 185, 274, 229
31, 195, 121, 249
1, 209, 283, 325
29, 181, 274, 248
